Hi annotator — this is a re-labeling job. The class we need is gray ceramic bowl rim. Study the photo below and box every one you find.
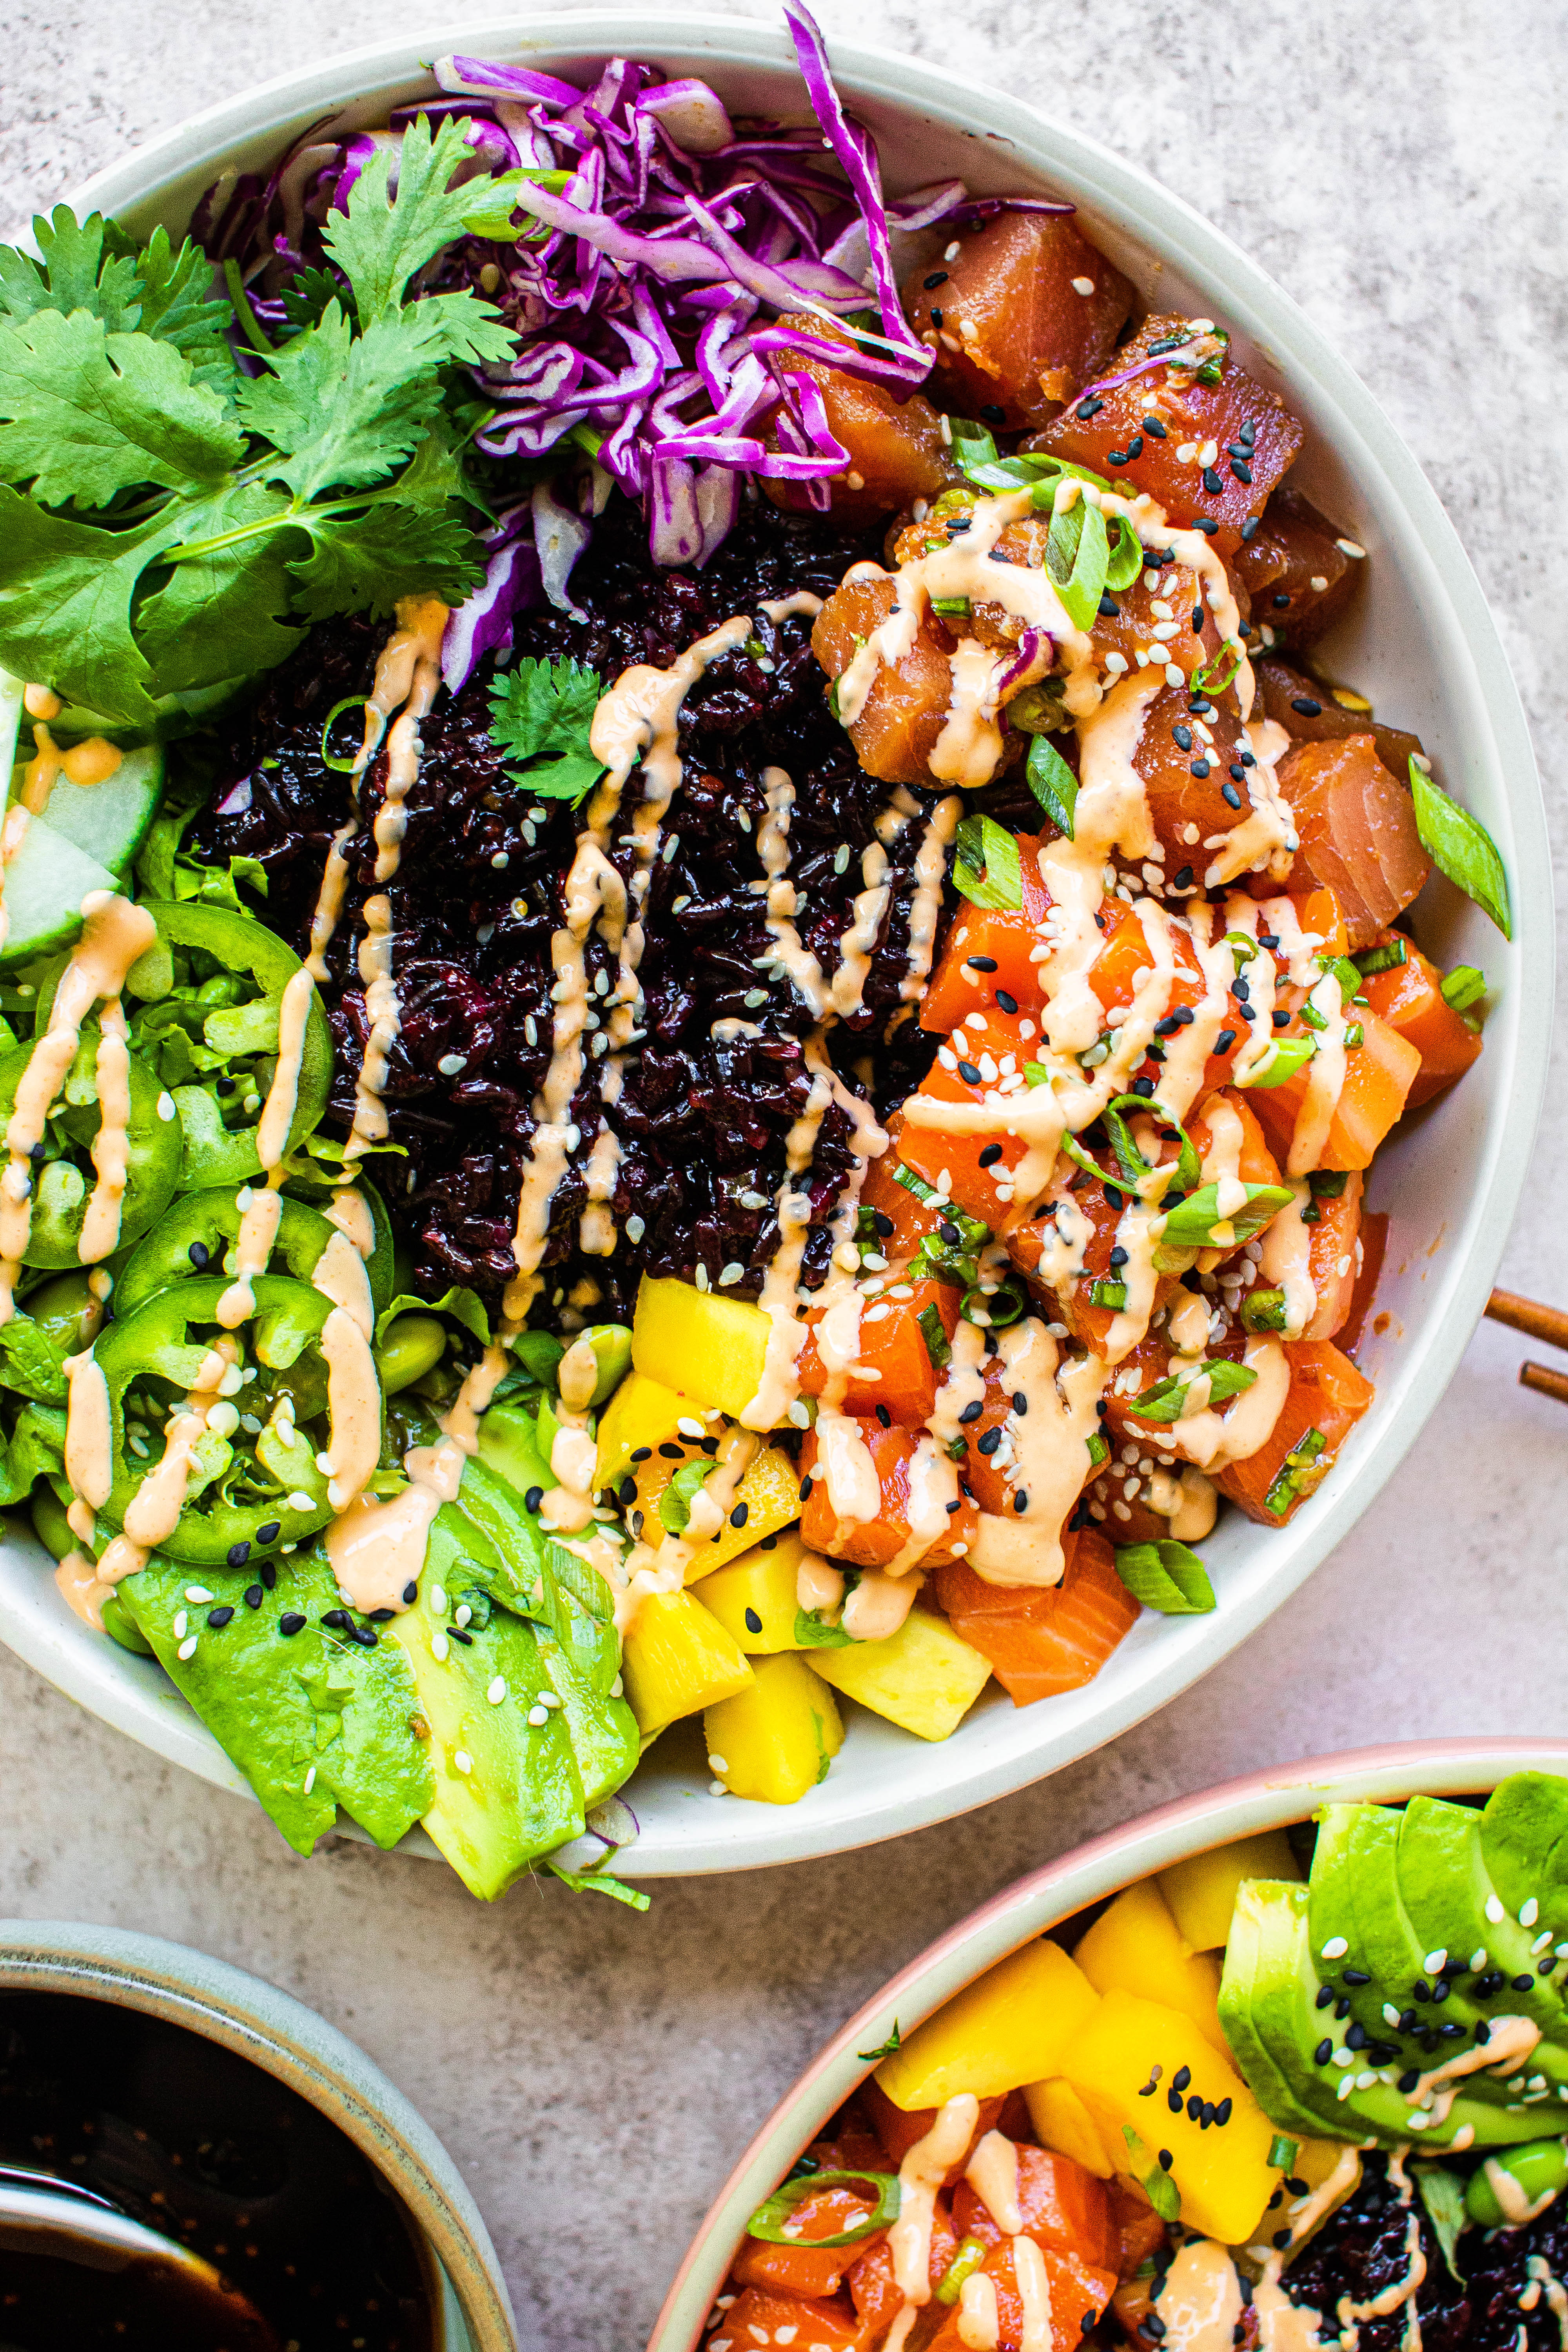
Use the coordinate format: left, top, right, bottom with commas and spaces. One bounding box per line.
648, 1735, 1568, 2349
0, 15, 1551, 1877
0, 1918, 516, 2350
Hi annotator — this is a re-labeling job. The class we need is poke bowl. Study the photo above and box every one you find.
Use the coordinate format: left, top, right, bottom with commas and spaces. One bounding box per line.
651, 1735, 1568, 2351
0, 13, 1548, 1887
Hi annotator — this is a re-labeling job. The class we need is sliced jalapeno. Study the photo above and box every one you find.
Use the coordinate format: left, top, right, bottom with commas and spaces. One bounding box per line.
91, 1274, 377, 1564
278, 1171, 395, 1314
40, 900, 334, 1192
0, 1025, 180, 1267
117, 1186, 343, 1319
745, 2168, 901, 2247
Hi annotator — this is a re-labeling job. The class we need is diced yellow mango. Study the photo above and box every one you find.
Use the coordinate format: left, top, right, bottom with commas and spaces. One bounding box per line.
1073, 1879, 1230, 2058
632, 1274, 772, 1419
620, 1589, 753, 1737
692, 1528, 809, 1652
877, 1938, 1099, 2110
1024, 2077, 1118, 2179
1159, 1830, 1303, 1951
594, 1369, 696, 1492
810, 1607, 991, 1742
704, 1651, 843, 1805
633, 1442, 802, 1579
1060, 1988, 1281, 2244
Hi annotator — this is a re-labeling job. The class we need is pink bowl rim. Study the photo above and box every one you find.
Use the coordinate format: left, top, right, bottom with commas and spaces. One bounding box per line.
647, 1735, 1568, 2349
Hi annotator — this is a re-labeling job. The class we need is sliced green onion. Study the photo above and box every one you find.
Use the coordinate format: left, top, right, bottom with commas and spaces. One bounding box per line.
1225, 930, 1261, 964
1267, 2135, 1299, 2172
966, 1277, 1026, 1328
1025, 1058, 1054, 1087
1047, 490, 1111, 633
321, 694, 371, 773
1235, 1036, 1316, 1089
1086, 1429, 1110, 1468
1263, 1426, 1328, 1518
1104, 1094, 1202, 1195
1353, 938, 1407, 978
953, 814, 1023, 912
1076, 1037, 1111, 1070
1441, 964, 1487, 1014
1026, 735, 1078, 838
1127, 1359, 1258, 1423
918, 1303, 952, 1369
1192, 640, 1243, 698
1299, 1001, 1329, 1031
746, 2168, 901, 2248
1319, 954, 1364, 1003
1114, 1537, 1216, 1615
1343, 1022, 1365, 1048
658, 1455, 712, 1536
1122, 2125, 1182, 2223
1241, 1287, 1288, 1333
1308, 1170, 1348, 1199
1105, 511, 1146, 593
938, 2239, 990, 2306
1159, 1181, 1293, 1249
1089, 1277, 1127, 1311
892, 1161, 941, 1206
1408, 755, 1512, 938
932, 596, 971, 617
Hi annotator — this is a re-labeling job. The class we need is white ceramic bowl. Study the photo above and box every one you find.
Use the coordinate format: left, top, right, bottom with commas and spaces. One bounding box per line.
647, 1735, 1568, 2348
0, 19, 1551, 1878
0, 1916, 517, 2349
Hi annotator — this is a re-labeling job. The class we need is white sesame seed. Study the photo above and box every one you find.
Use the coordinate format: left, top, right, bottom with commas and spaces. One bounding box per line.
1071, 276, 1096, 296
1383, 2003, 1401, 2029
1423, 1949, 1447, 1975
173, 1610, 188, 1639
1521, 1898, 1541, 1926
944, 241, 960, 261
157, 1091, 177, 1121
708, 1779, 728, 1797
527, 1704, 550, 1727
1336, 537, 1367, 558
1533, 1930, 1553, 1954
454, 1749, 472, 1774
490, 851, 509, 868
431, 1630, 450, 1662
1309, 574, 1329, 594
303, 1765, 317, 1794
485, 1675, 507, 1706
1472, 1948, 1489, 1970
1321, 1936, 1349, 1960
1486, 1895, 1506, 1923
718, 1262, 744, 1286
177, 1635, 198, 1661
677, 1417, 705, 1439
437, 1053, 468, 1076
184, 1587, 214, 1605
625, 1214, 646, 1243
708, 1754, 729, 1773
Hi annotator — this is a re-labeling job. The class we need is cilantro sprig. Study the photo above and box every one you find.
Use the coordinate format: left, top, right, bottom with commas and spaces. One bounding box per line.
487, 656, 606, 800
0, 116, 526, 724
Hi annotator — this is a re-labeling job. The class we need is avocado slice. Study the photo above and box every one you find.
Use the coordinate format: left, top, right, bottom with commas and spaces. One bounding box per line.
120, 1548, 434, 1856
1481, 1771, 1568, 1922
385, 1500, 586, 1901
1219, 1874, 1539, 2148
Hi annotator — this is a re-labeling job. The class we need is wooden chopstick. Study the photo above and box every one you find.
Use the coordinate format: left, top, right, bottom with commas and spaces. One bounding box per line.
1486, 1289, 1568, 1354
1521, 1361, 1568, 1407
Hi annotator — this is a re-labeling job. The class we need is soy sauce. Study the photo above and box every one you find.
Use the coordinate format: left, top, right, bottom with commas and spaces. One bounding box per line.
0, 1991, 436, 2350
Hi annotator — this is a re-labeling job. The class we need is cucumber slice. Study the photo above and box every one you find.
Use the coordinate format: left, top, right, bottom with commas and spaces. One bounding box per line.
0, 743, 165, 967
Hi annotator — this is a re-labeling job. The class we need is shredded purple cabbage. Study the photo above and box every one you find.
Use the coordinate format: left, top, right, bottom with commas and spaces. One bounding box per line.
192, 2, 1002, 683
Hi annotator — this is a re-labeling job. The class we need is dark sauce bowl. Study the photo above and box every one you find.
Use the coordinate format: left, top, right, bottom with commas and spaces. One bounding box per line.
0, 1922, 515, 2352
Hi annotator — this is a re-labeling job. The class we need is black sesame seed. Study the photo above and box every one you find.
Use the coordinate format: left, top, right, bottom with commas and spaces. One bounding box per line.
524, 1485, 544, 1511
618, 1476, 637, 1505
967, 954, 998, 971
1013, 1489, 1029, 1512
1158, 2149, 1173, 2171
350, 1625, 377, 1648
1240, 515, 1259, 541
940, 1220, 962, 1245
1190, 759, 1211, 778
1345, 2022, 1367, 2050
1201, 466, 1224, 494
1316, 1984, 1335, 2009
1399, 2009, 1419, 2033
745, 1607, 763, 1633
1272, 2230, 1292, 2250
243, 1583, 263, 1610
875, 1403, 892, 1428
924, 270, 949, 288
1168, 2087, 1183, 2113
1214, 2098, 1232, 2125
1172, 865, 1194, 889
759, 1533, 777, 1550
188, 1240, 210, 1270
1130, 1076, 1155, 1097
730, 1502, 749, 1529
1286, 2177, 1308, 2197
1432, 1978, 1451, 2002
207, 1605, 234, 1628
1011, 1390, 1027, 1415
403, 1580, 419, 1604
1230, 459, 1253, 484
256, 1520, 280, 1545
1107, 448, 1129, 466
978, 1143, 1004, 1167
260, 1563, 277, 1591
1290, 696, 1323, 717
1335, 1996, 1351, 2020
1191, 606, 1205, 635
1314, 2038, 1333, 2065
1272, 593, 1293, 610
226, 1541, 251, 1569
1412, 1981, 1430, 2002
278, 1611, 306, 1637
1075, 396, 1104, 418
1126, 434, 1144, 459
1174, 1005, 1196, 1024
322, 1608, 351, 1631
1154, 1014, 1181, 1037
215, 1075, 236, 1097
1109, 1246, 1129, 1268
1191, 518, 1219, 535
658, 1442, 683, 1458
930, 307, 943, 327
977, 1428, 1002, 1455
979, 403, 1005, 425
1343, 1967, 1370, 1986
1475, 2019, 1491, 2043
1187, 2094, 1203, 2121
1173, 724, 1194, 750
800, 1475, 813, 1501
367, 1606, 396, 1623
959, 1400, 984, 1425
1221, 782, 1243, 808
957, 1060, 982, 1084
1214, 1028, 1237, 1052
1272, 1009, 1290, 1029
1397, 2069, 1421, 2092
450, 1627, 473, 1646
1104, 1186, 1125, 1210
631, 1445, 652, 1462
1514, 1974, 1536, 1993
1141, 415, 1167, 438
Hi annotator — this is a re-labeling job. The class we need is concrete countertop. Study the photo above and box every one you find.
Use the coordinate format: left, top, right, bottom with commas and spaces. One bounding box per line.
1, 1, 1564, 2343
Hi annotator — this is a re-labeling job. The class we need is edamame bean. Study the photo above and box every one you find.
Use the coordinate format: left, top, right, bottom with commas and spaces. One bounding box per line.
582, 1321, 633, 1406
102, 1595, 155, 1657
1465, 2134, 1568, 2227
375, 1312, 447, 1396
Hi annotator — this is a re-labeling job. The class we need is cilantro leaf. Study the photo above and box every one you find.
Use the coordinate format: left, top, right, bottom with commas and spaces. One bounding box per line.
285, 497, 483, 622
133, 484, 307, 690
0, 310, 242, 506
323, 114, 511, 325
235, 305, 448, 497
127, 225, 236, 376
0, 210, 232, 382
0, 485, 162, 715
279, 266, 351, 337
487, 656, 605, 801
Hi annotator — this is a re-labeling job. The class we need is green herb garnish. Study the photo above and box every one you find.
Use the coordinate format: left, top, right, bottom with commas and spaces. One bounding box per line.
1127, 1359, 1258, 1423
1408, 755, 1512, 938
952, 813, 1022, 911
1113, 1539, 1216, 1616
486, 655, 605, 800
1026, 733, 1078, 838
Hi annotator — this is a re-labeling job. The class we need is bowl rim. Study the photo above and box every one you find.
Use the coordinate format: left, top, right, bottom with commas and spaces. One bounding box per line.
0, 13, 1551, 1880
646, 1734, 1568, 2348
0, 1916, 517, 2350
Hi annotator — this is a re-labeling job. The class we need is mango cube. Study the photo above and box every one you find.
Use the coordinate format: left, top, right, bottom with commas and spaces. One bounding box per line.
692, 1528, 810, 1652
1073, 1879, 1230, 2058
810, 1608, 991, 1742
1024, 2077, 1118, 2179
594, 1369, 695, 1493
632, 1274, 772, 1419
620, 1589, 753, 1737
1059, 1988, 1280, 2244
704, 1652, 843, 1804
877, 1936, 1099, 2109
1158, 1829, 1303, 1951
633, 1443, 802, 1579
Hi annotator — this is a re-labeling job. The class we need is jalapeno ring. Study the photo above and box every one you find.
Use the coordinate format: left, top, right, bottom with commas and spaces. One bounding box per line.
117, 1186, 349, 1320
0, 1025, 181, 1267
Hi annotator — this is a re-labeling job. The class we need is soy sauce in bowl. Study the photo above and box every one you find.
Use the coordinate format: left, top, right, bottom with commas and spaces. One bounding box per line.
0, 1991, 435, 2350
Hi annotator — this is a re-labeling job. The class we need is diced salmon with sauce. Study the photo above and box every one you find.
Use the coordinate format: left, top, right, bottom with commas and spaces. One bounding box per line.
1037, 312, 1303, 555
764, 312, 960, 520
1276, 733, 1430, 951
933, 1530, 1140, 1705
1358, 935, 1483, 1107
1232, 486, 1360, 646
900, 211, 1134, 430
811, 573, 955, 784
1256, 655, 1425, 780
1213, 1339, 1374, 1525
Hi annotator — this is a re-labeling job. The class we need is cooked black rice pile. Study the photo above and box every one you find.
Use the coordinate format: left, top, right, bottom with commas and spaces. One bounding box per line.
194, 490, 951, 1326
1276, 2150, 1568, 2351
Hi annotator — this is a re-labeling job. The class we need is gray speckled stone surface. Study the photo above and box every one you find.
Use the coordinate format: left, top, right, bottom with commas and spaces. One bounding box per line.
1, 5, 1565, 2347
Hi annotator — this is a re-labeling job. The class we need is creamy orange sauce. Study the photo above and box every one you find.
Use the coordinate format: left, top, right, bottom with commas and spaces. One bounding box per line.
1154, 2238, 1242, 2352
324, 1484, 438, 1615
256, 966, 316, 1169
319, 1303, 381, 1513
216, 1182, 284, 1330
